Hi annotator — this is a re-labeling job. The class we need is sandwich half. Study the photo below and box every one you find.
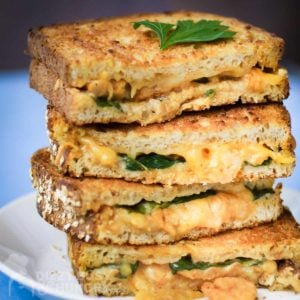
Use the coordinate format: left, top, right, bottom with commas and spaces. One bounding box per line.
31, 148, 283, 245
48, 103, 295, 185
29, 60, 288, 126
28, 11, 287, 125
68, 210, 300, 297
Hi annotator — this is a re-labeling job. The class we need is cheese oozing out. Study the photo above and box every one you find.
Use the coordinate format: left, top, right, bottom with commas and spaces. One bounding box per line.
96, 183, 266, 239
83, 67, 286, 100
54, 130, 294, 184
123, 260, 277, 299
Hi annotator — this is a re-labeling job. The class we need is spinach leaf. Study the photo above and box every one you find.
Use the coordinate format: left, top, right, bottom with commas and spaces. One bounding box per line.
94, 96, 123, 112
169, 256, 262, 274
136, 153, 185, 169
120, 154, 147, 171
120, 189, 216, 214
89, 262, 139, 279
120, 153, 185, 171
246, 186, 275, 200
245, 157, 272, 167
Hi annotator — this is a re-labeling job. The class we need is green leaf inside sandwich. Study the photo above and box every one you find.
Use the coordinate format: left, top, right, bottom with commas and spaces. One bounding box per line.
91, 262, 139, 279
94, 96, 123, 112
169, 256, 262, 274
245, 157, 272, 167
133, 19, 236, 50
120, 153, 185, 171
120, 189, 217, 214
245, 186, 275, 200
204, 89, 216, 98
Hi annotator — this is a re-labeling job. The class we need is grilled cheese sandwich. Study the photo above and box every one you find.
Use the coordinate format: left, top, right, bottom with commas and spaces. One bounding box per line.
29, 52, 288, 126
31, 148, 283, 245
47, 103, 295, 185
27, 11, 284, 90
69, 210, 300, 297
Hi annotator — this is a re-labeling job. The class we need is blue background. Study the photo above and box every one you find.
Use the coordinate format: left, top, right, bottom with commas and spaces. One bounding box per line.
0, 66, 299, 299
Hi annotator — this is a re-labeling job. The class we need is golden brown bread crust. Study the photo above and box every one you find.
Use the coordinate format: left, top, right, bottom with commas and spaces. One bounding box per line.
32, 148, 249, 212
72, 260, 300, 297
30, 59, 289, 126
69, 210, 300, 268
68, 210, 300, 296
27, 11, 284, 93
47, 103, 296, 185
31, 149, 283, 245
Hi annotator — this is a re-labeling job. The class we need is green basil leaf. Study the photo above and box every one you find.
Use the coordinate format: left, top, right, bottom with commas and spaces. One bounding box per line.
94, 97, 123, 112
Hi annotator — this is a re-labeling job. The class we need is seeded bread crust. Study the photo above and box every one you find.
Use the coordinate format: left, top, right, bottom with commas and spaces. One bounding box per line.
28, 11, 284, 92
30, 59, 289, 126
31, 149, 283, 244
47, 103, 296, 185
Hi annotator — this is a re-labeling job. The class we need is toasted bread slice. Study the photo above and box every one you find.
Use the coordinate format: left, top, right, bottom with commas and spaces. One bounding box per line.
30, 59, 289, 125
31, 148, 283, 245
28, 11, 284, 97
48, 103, 295, 185
68, 210, 300, 296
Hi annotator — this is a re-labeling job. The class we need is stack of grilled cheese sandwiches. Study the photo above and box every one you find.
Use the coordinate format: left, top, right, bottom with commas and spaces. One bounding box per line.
28, 11, 299, 299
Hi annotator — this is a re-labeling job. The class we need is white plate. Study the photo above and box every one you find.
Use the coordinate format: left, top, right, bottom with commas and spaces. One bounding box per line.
0, 190, 299, 300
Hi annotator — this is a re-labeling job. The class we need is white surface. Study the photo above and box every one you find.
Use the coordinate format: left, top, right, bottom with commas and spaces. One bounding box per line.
0, 192, 299, 300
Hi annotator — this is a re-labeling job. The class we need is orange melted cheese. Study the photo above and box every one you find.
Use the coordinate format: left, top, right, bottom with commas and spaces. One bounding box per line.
202, 277, 257, 300
172, 143, 294, 183
80, 137, 118, 166
84, 67, 285, 100
100, 184, 256, 239
127, 261, 276, 300
247, 68, 285, 92
54, 128, 294, 183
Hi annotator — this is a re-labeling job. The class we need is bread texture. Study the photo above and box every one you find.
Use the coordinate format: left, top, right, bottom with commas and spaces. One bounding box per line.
68, 210, 300, 296
30, 59, 289, 126
28, 11, 284, 95
31, 148, 283, 244
48, 103, 295, 185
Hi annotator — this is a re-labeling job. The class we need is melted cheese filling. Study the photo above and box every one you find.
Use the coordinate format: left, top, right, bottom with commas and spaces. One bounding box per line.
84, 67, 285, 100
97, 184, 256, 239
246, 68, 285, 93
54, 132, 294, 183
126, 261, 277, 299
172, 143, 294, 183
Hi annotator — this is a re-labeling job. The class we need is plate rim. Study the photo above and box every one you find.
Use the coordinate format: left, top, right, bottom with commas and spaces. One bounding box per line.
0, 190, 299, 300
0, 193, 101, 300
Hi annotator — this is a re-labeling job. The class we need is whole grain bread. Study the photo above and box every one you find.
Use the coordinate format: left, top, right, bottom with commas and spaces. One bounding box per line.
31, 149, 283, 245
